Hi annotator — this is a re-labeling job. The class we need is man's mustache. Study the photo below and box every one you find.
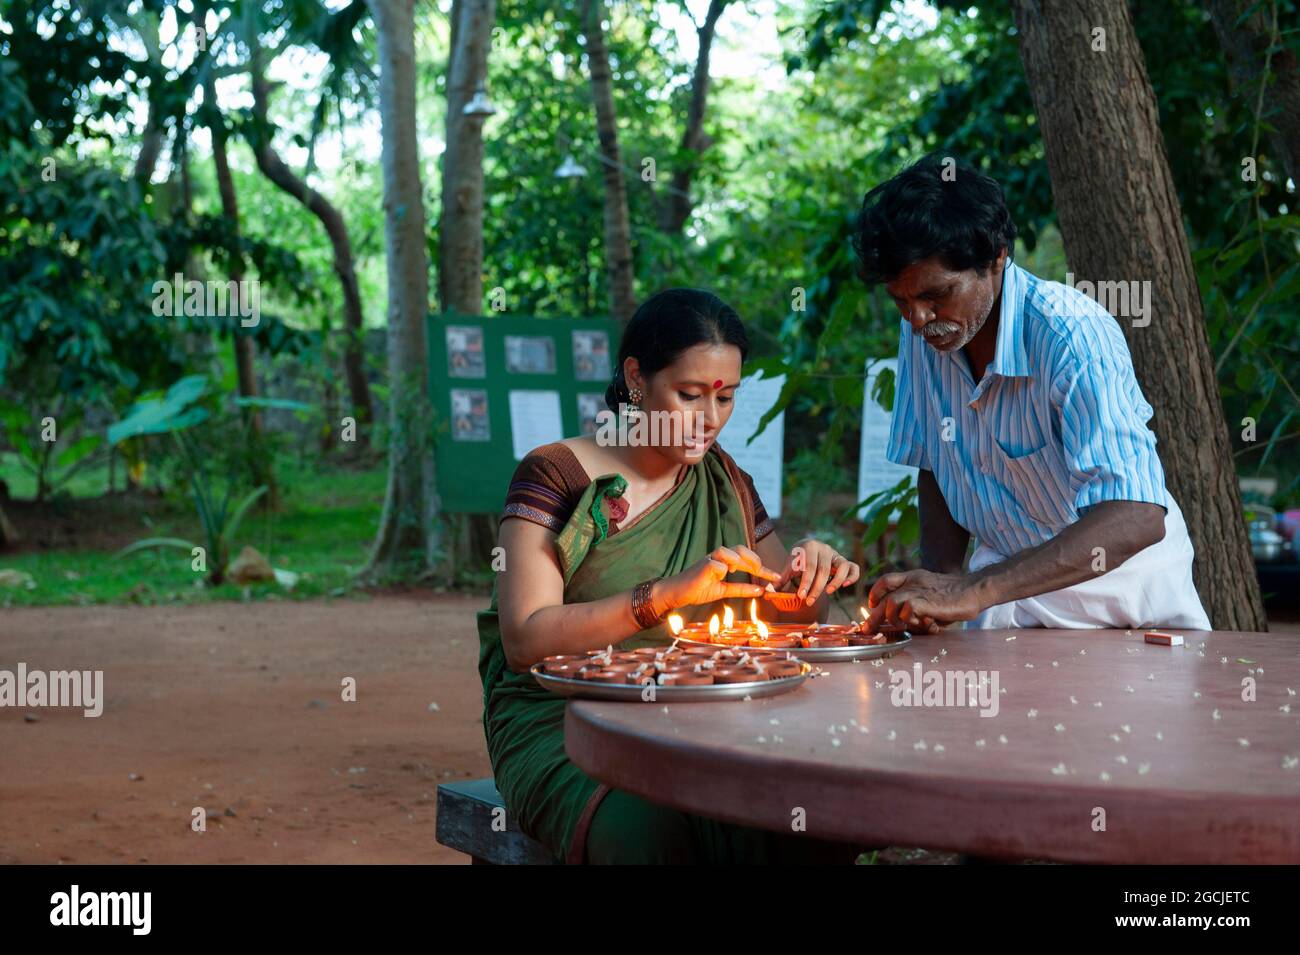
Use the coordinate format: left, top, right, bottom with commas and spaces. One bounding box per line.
920, 320, 962, 338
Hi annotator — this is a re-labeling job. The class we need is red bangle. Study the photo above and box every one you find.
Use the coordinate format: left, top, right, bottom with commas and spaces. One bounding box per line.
631, 578, 663, 630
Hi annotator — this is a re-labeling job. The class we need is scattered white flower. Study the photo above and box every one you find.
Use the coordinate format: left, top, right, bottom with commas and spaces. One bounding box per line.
831, 738, 842, 747
1283, 756, 1298, 770
1212, 709, 1221, 720
1121, 724, 1131, 734
757, 735, 767, 743
1000, 687, 1007, 695
1054, 723, 1066, 733
770, 718, 781, 725
1070, 695, 1078, 705
1099, 771, 1111, 782
998, 734, 1008, 744
859, 725, 869, 734
1288, 688, 1296, 697
1221, 656, 1228, 664
1027, 709, 1038, 718
871, 659, 884, 668
1051, 763, 1068, 776
934, 744, 945, 753
1025, 663, 1034, 669
1005, 635, 1017, 641
887, 730, 897, 741
662, 706, 670, 714
839, 724, 847, 733
1238, 738, 1250, 748
1138, 763, 1151, 775
940, 648, 948, 656
975, 739, 986, 748
1116, 755, 1128, 764
931, 656, 939, 664
1052, 661, 1059, 668
1146, 674, 1155, 681
1193, 691, 1202, 699
874, 681, 884, 689
1093, 701, 1104, 708
1079, 649, 1087, 656
1156, 731, 1164, 741
914, 740, 928, 751
1124, 686, 1135, 693
1281, 704, 1292, 714
1109, 733, 1122, 743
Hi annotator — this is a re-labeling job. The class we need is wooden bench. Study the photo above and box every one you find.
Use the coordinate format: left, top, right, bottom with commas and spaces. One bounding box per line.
436, 778, 559, 865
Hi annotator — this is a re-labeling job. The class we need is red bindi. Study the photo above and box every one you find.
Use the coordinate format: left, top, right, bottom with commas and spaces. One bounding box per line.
712, 379, 723, 390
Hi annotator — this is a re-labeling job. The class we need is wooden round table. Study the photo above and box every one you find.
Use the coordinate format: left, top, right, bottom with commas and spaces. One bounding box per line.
564, 628, 1300, 863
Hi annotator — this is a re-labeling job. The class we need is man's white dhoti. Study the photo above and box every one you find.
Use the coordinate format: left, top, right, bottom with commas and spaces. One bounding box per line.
967, 497, 1212, 631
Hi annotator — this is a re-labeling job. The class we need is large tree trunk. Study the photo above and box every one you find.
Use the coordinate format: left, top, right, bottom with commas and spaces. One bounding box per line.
1011, 0, 1266, 631
439, 0, 497, 576
365, 0, 441, 576
1205, 0, 1300, 187
438, 0, 494, 314
656, 0, 728, 234
581, 0, 636, 325
204, 74, 277, 506
246, 48, 375, 449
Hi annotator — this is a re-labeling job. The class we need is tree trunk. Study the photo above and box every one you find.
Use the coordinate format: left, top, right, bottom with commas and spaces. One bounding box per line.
438, 0, 494, 315
204, 74, 277, 506
1011, 0, 1266, 631
246, 49, 375, 449
656, 0, 728, 234
439, 0, 497, 576
0, 502, 15, 549
365, 0, 441, 576
581, 0, 636, 325
1205, 0, 1300, 186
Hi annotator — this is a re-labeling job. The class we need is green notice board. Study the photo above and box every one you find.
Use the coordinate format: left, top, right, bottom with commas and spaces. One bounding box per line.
427, 313, 623, 513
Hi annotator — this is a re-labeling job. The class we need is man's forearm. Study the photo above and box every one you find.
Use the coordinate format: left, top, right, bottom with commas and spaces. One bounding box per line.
966, 501, 1165, 610
918, 469, 969, 574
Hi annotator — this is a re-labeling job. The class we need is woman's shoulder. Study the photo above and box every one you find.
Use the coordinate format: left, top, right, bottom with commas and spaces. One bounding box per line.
501, 441, 592, 533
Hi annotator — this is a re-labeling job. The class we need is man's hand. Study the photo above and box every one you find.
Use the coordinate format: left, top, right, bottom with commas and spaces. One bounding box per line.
866, 569, 984, 632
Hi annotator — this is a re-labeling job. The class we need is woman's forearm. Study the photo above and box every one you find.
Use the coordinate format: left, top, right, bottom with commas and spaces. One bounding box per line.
502, 588, 654, 671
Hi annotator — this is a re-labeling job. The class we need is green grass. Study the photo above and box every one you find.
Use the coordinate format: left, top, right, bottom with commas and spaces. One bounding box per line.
1, 457, 387, 608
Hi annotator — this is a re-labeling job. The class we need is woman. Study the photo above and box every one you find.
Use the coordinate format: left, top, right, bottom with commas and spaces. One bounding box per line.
477, 288, 863, 864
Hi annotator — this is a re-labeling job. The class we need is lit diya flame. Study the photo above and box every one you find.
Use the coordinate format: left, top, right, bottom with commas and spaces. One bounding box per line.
723, 605, 735, 629
756, 619, 770, 639
667, 613, 683, 636
709, 614, 720, 638
750, 598, 759, 622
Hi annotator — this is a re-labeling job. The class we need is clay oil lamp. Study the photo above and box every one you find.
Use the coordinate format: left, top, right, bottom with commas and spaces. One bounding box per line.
803, 632, 849, 649
711, 665, 767, 684
656, 669, 714, 686
749, 618, 800, 650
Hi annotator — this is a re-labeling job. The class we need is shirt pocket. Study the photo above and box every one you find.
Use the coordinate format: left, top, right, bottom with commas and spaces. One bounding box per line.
988, 440, 1076, 529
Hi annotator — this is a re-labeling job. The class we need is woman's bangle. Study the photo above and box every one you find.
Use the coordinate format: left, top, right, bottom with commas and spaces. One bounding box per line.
631, 577, 664, 630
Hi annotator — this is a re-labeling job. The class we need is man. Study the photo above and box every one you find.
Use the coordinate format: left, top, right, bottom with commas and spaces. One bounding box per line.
856, 155, 1211, 632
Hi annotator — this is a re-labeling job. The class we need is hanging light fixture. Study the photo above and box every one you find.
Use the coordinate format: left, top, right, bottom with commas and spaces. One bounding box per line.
555, 153, 587, 179
462, 86, 496, 118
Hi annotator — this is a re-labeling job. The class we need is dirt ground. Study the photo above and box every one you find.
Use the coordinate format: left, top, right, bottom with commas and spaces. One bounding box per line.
1, 594, 491, 864
6, 594, 1294, 866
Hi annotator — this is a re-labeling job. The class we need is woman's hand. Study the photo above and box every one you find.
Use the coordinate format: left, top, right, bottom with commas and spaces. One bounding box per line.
777, 539, 862, 607
653, 545, 782, 614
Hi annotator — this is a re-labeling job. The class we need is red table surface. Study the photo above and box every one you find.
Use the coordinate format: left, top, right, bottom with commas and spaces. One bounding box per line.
565, 628, 1300, 863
